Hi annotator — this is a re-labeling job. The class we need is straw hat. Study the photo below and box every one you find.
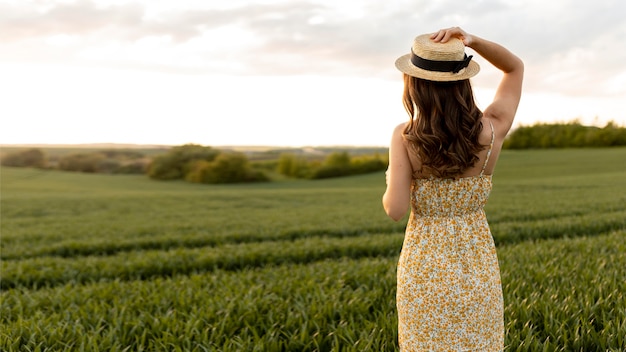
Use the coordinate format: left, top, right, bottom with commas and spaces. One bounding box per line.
395, 34, 480, 81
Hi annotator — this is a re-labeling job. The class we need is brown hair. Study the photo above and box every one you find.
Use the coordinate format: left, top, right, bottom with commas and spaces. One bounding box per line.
402, 74, 485, 178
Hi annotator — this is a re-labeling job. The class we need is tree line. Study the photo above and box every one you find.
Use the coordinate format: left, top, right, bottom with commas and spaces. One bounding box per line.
3, 121, 624, 183
503, 121, 626, 149
0, 144, 387, 184
0, 148, 147, 174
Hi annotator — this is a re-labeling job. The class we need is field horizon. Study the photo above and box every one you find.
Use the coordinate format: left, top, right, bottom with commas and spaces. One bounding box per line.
0, 143, 388, 152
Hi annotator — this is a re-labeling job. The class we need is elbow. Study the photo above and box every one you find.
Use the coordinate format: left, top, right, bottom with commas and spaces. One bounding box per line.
387, 212, 405, 222
382, 192, 408, 221
503, 56, 524, 75
511, 56, 524, 74
515, 57, 524, 74
384, 204, 408, 222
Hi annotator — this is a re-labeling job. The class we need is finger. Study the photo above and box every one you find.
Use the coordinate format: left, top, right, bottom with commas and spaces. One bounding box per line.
440, 30, 453, 43
431, 30, 445, 42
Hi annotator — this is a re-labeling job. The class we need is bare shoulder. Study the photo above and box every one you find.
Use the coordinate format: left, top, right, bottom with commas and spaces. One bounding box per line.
388, 122, 408, 144
389, 122, 411, 159
393, 122, 408, 134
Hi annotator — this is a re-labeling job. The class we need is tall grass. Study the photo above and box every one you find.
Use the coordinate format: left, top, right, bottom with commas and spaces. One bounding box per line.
1, 147, 625, 351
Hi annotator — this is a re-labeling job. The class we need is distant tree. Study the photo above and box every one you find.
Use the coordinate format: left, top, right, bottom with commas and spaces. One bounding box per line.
100, 149, 144, 159
1, 148, 47, 168
350, 153, 387, 174
147, 144, 220, 180
278, 151, 387, 179
97, 158, 122, 174
276, 153, 294, 175
185, 160, 212, 183
58, 153, 105, 173
276, 153, 312, 178
63, 152, 148, 174
596, 121, 626, 146
325, 152, 351, 169
503, 121, 626, 149
186, 152, 268, 184
310, 152, 352, 179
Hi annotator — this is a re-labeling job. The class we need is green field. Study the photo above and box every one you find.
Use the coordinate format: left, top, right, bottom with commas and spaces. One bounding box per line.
1, 148, 625, 351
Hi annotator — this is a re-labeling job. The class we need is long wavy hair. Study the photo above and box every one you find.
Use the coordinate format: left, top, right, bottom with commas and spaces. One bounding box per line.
402, 74, 485, 178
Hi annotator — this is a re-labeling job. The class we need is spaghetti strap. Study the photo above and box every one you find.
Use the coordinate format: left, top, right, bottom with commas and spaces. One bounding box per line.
480, 120, 495, 176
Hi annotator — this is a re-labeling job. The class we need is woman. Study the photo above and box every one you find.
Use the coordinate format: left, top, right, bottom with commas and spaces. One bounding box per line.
382, 27, 523, 351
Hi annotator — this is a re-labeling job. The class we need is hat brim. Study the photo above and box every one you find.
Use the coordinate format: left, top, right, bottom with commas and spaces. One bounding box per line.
395, 53, 480, 82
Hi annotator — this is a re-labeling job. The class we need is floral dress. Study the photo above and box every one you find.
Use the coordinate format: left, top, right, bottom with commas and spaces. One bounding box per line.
396, 121, 503, 351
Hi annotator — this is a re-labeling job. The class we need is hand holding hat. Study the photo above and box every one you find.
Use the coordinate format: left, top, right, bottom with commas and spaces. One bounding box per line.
395, 27, 480, 81
430, 27, 473, 47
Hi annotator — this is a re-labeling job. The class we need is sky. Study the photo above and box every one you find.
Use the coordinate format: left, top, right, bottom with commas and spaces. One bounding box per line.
1, 0, 625, 147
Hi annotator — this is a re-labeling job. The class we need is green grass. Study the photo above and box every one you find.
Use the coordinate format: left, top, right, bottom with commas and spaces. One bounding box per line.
500, 232, 626, 351
1, 147, 625, 351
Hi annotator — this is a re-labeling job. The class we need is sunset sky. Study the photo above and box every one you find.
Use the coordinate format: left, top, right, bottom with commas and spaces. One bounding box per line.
1, 0, 625, 147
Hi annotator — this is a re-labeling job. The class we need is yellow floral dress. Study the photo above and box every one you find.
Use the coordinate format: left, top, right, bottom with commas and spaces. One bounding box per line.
397, 122, 503, 351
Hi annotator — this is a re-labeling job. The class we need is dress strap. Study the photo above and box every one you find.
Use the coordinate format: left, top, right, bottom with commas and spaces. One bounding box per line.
480, 119, 495, 176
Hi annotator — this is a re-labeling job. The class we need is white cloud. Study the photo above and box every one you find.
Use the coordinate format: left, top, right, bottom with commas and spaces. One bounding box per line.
0, 0, 624, 145
4, 0, 624, 82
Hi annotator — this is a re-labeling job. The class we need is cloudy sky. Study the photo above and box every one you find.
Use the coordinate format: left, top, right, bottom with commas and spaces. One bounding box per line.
1, 0, 625, 147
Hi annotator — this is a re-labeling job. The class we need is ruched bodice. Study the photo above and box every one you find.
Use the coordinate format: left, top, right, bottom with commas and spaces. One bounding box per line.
411, 175, 492, 217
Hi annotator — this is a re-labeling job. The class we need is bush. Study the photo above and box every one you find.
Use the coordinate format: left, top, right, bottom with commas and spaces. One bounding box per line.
310, 165, 349, 179
58, 153, 105, 173
185, 160, 212, 183
309, 152, 350, 179
97, 159, 122, 174
277, 154, 312, 178
350, 154, 387, 174
147, 144, 219, 180
186, 153, 268, 184
1, 148, 46, 168
278, 151, 387, 180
